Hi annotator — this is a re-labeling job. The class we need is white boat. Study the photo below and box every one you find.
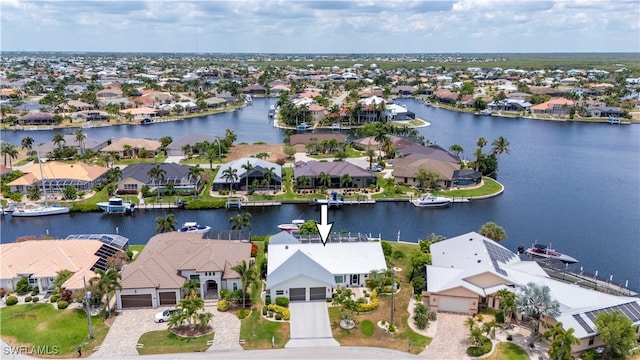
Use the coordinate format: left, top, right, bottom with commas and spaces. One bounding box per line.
410, 193, 452, 208
268, 105, 276, 118
296, 123, 313, 131
313, 192, 344, 208
524, 244, 578, 264
97, 197, 135, 214
478, 109, 493, 116
11, 145, 70, 217
178, 222, 211, 233
277, 219, 305, 232
10, 203, 70, 217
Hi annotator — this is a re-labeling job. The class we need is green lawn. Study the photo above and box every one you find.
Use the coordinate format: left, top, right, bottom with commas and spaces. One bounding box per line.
485, 342, 529, 360
136, 330, 212, 355
238, 309, 290, 349
436, 177, 503, 198
0, 303, 108, 357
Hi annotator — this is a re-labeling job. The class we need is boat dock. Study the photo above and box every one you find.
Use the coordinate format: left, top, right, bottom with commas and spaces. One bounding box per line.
242, 200, 282, 207
539, 260, 638, 297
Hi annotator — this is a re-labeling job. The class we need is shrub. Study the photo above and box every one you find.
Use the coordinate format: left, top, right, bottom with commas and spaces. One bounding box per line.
495, 310, 504, 324
0, 288, 5, 297
217, 299, 230, 312
360, 319, 375, 337
57, 300, 69, 309
265, 295, 271, 305
275, 297, 289, 308
262, 306, 268, 316
31, 288, 39, 296
220, 289, 230, 300
6, 296, 18, 306
275, 313, 283, 320
267, 304, 290, 320
580, 350, 598, 360
356, 289, 379, 312
392, 250, 405, 259
32, 296, 39, 303
15, 277, 31, 294
24, 296, 32, 303
50, 295, 59, 303
250, 243, 258, 257
506, 334, 513, 341
467, 337, 492, 357
237, 309, 250, 319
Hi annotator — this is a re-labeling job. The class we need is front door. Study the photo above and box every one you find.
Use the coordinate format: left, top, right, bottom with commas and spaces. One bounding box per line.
350, 274, 360, 286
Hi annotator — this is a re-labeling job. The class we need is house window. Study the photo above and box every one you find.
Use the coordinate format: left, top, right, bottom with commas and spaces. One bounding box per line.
335, 275, 343, 283
233, 283, 238, 291
588, 336, 594, 345
124, 183, 138, 190
190, 275, 198, 280
276, 290, 284, 296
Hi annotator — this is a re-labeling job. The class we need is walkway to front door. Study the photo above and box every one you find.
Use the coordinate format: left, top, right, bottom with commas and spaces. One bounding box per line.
285, 301, 340, 348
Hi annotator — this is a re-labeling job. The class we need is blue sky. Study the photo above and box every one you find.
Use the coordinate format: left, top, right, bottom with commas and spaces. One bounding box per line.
1, 0, 638, 53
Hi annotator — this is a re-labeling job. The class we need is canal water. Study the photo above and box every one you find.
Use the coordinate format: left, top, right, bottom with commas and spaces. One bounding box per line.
1, 98, 638, 291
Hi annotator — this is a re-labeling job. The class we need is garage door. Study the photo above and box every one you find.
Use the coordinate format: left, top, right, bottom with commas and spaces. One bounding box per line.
121, 294, 152, 308
159, 292, 177, 305
289, 288, 306, 302
438, 297, 470, 314
309, 287, 326, 301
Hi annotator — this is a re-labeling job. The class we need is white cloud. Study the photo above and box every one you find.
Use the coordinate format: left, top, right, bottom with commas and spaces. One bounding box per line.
0, 0, 637, 53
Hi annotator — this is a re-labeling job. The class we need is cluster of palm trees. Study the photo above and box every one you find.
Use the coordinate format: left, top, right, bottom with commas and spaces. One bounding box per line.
472, 136, 510, 177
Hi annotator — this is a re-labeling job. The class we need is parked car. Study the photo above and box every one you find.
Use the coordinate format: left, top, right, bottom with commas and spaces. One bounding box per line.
368, 164, 384, 172
154, 309, 180, 323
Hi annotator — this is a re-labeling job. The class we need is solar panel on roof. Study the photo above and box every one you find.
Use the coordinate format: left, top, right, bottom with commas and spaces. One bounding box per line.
625, 302, 640, 322
573, 314, 594, 334
618, 303, 637, 321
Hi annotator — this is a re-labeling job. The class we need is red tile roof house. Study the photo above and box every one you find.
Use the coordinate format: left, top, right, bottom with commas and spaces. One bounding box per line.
115, 232, 251, 309
530, 97, 574, 116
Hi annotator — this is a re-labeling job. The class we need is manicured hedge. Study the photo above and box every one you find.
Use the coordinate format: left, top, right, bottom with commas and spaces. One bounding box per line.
217, 299, 230, 312
5, 296, 18, 306
24, 296, 32, 303
275, 297, 289, 308
267, 304, 290, 320
32, 296, 39, 303
237, 309, 250, 319
50, 295, 59, 303
57, 300, 69, 309
356, 289, 379, 312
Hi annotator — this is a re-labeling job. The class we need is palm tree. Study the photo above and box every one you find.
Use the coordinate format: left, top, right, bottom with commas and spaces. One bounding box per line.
297, 175, 311, 189
340, 173, 353, 188
222, 167, 238, 193
155, 213, 177, 233
89, 268, 121, 314
241, 160, 254, 192
0, 143, 18, 169
262, 167, 275, 193
491, 136, 511, 157
148, 165, 166, 201
465, 316, 477, 331
318, 171, 331, 188
543, 322, 579, 360
449, 144, 464, 158
495, 289, 516, 326
516, 282, 561, 347
366, 149, 376, 169
476, 137, 487, 150
472, 148, 484, 172
203, 145, 218, 170
188, 165, 204, 190
231, 260, 255, 309
52, 133, 66, 150
122, 144, 133, 159
75, 129, 86, 155
229, 212, 252, 231
21, 137, 34, 151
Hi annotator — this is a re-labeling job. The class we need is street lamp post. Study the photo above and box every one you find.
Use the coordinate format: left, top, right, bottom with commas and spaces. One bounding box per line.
390, 281, 397, 331
83, 276, 94, 339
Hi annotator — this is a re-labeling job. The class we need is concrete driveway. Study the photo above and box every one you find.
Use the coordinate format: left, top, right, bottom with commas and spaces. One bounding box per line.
285, 301, 339, 348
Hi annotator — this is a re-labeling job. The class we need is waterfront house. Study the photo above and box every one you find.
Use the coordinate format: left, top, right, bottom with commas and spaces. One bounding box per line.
116, 163, 198, 195
100, 137, 162, 158
212, 157, 282, 192
585, 106, 626, 118
392, 153, 460, 189
18, 112, 56, 126
266, 231, 386, 302
39, 134, 111, 155
293, 160, 376, 189
7, 161, 108, 195
487, 99, 532, 112
0, 239, 123, 293
425, 231, 640, 354
166, 134, 218, 157
289, 134, 348, 153
530, 97, 574, 116
115, 232, 251, 308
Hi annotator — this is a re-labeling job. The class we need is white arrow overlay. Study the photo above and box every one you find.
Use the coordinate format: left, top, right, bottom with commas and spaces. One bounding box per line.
315, 204, 333, 246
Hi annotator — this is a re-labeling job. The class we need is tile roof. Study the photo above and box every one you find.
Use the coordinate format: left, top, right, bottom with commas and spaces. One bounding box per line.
8, 161, 108, 186
101, 137, 161, 152
120, 232, 251, 290
0, 240, 110, 289
293, 160, 372, 178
